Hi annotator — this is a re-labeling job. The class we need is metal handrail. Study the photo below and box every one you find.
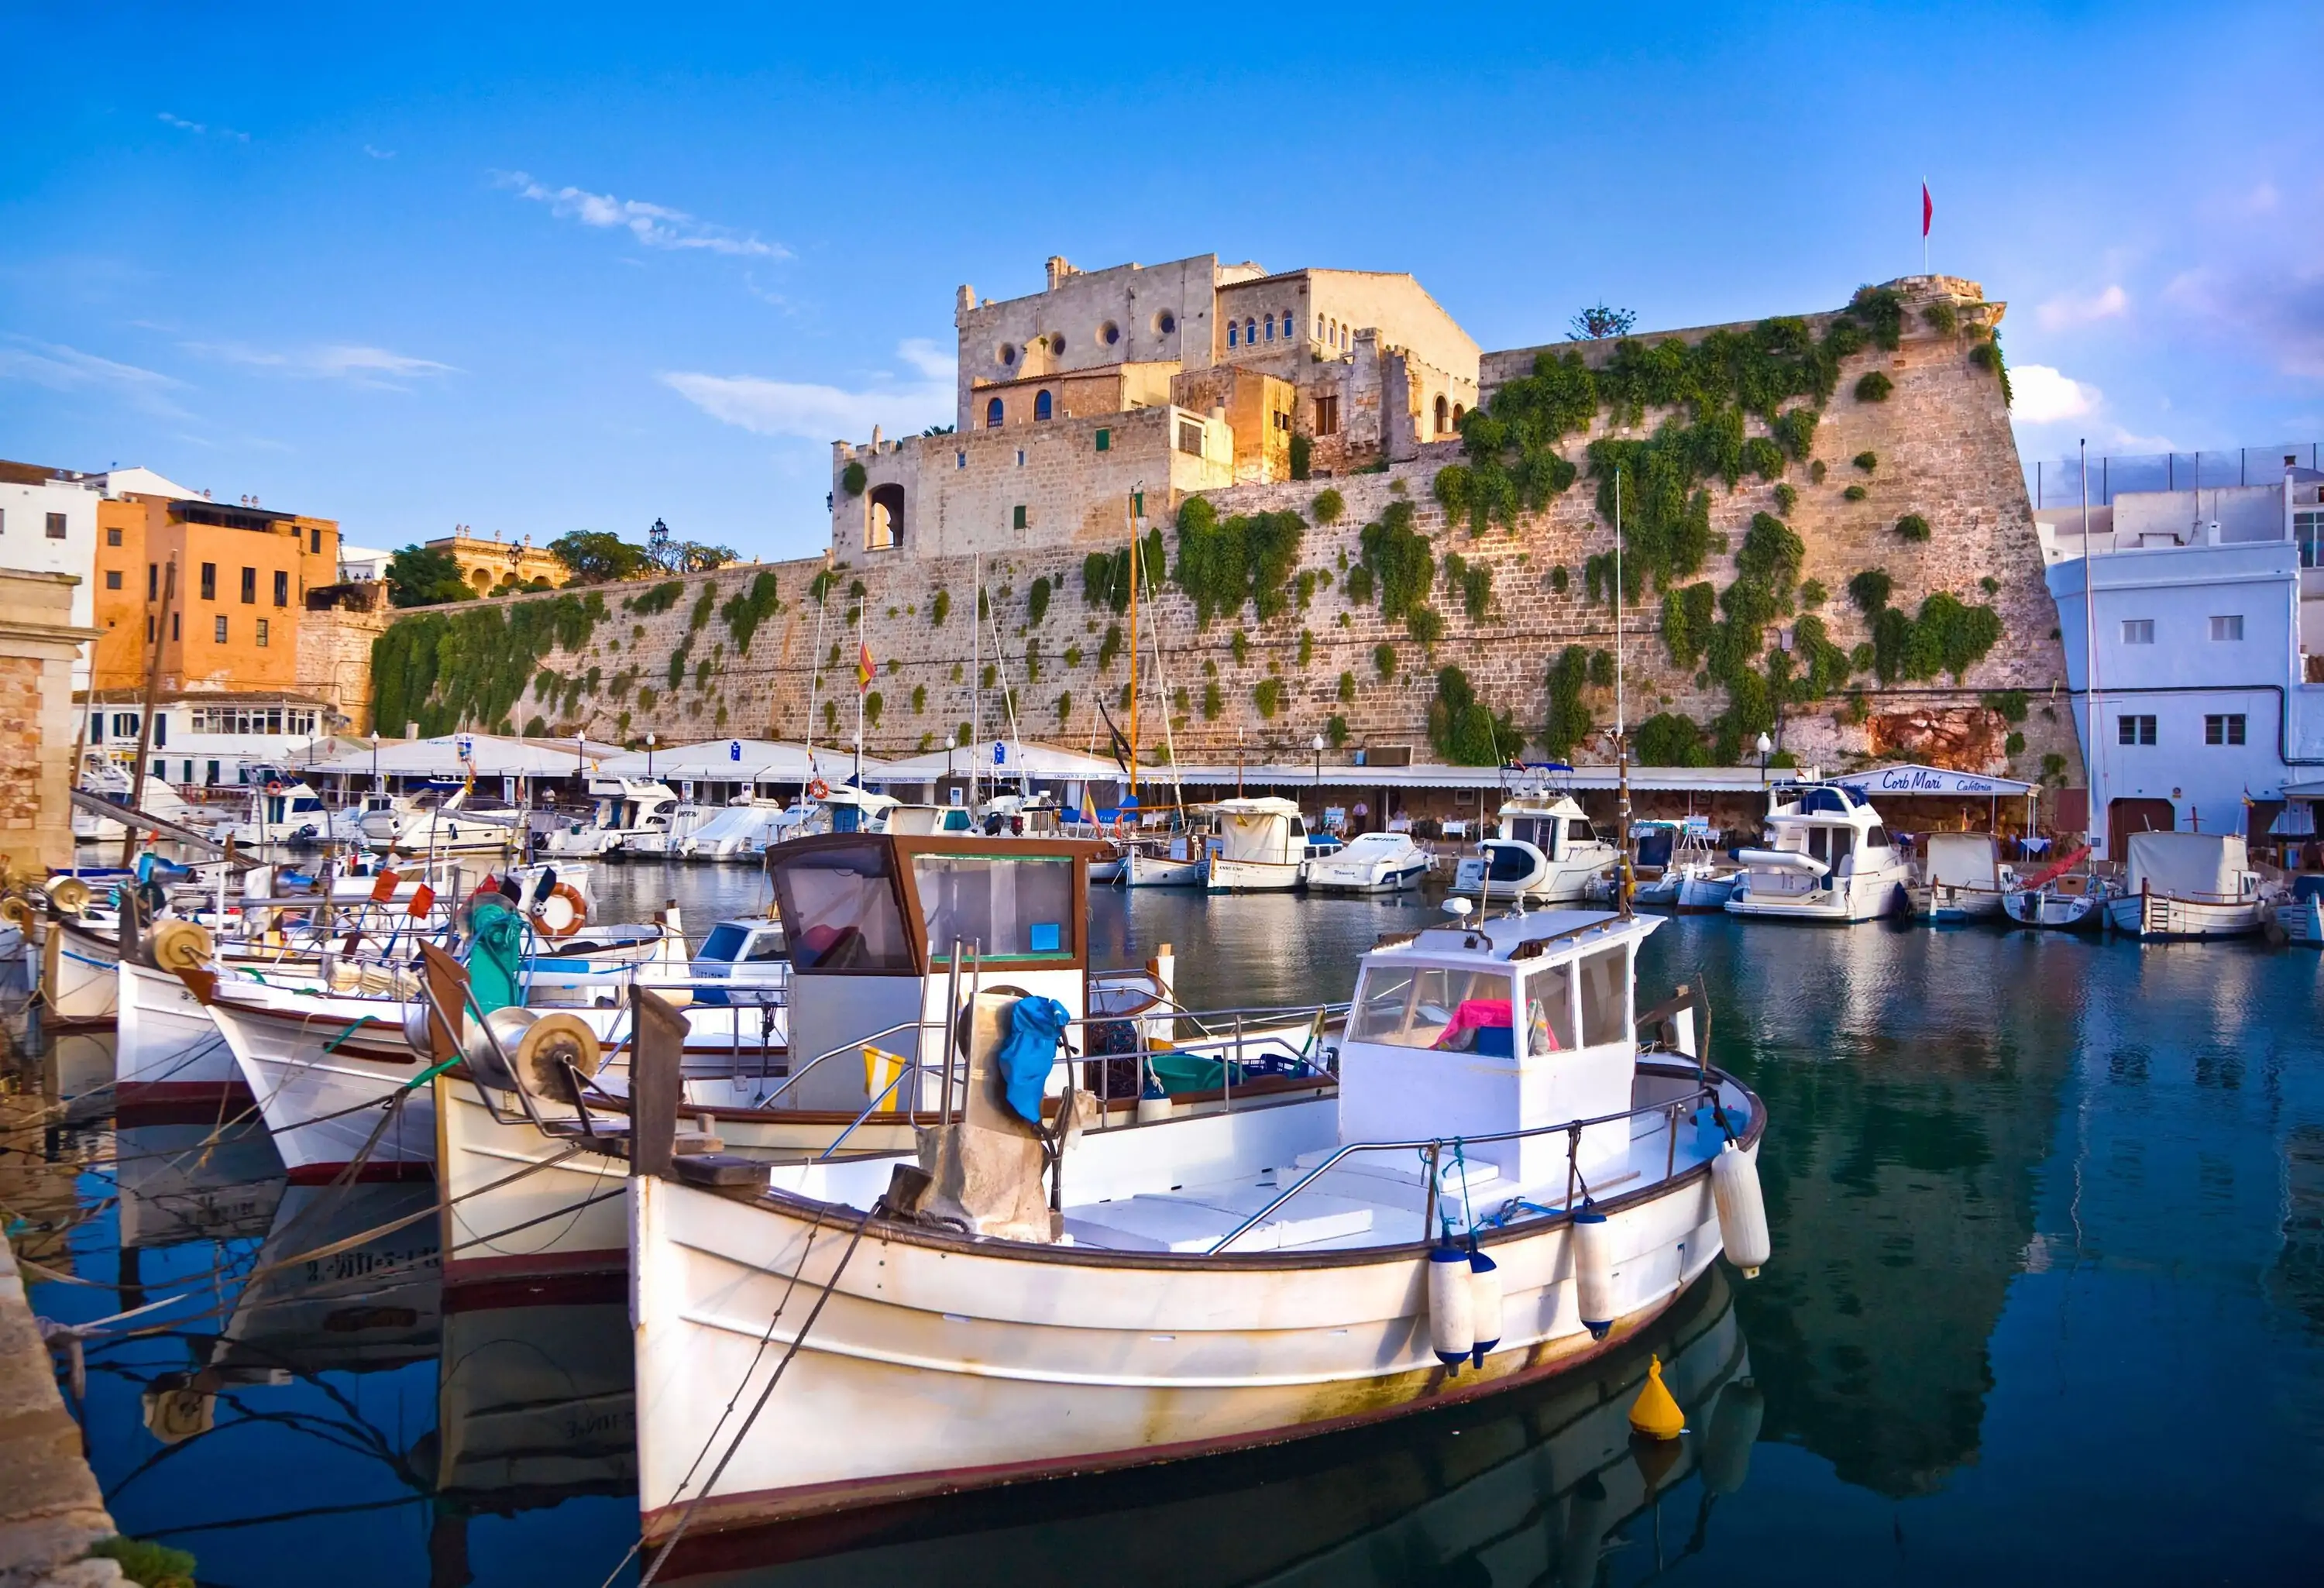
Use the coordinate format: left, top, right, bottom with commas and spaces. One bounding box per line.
1205, 1080, 1726, 1255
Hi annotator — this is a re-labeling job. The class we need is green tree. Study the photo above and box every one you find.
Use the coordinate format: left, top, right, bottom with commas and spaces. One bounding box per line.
385, 543, 474, 607
547, 531, 651, 584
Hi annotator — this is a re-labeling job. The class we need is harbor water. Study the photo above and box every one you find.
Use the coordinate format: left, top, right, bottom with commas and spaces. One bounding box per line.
8, 866, 2324, 1583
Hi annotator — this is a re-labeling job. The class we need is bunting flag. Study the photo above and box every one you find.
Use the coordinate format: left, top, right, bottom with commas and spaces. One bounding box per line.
1081, 785, 1100, 825
857, 638, 874, 694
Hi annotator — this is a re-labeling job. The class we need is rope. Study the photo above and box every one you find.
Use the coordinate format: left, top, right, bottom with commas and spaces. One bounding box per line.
633, 1201, 878, 1588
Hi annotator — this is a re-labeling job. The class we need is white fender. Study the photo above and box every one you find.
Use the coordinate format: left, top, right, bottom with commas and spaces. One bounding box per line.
1572, 1210, 1614, 1340
1712, 1139, 1771, 1277
1467, 1248, 1502, 1366
1427, 1244, 1474, 1369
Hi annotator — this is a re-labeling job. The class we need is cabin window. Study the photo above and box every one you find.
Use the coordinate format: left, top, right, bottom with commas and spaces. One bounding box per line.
1522, 961, 1576, 1054
700, 923, 751, 962
1865, 825, 1888, 847
1566, 818, 1595, 848
913, 854, 1075, 961
1576, 944, 1630, 1047
770, 842, 914, 972
1349, 964, 1514, 1053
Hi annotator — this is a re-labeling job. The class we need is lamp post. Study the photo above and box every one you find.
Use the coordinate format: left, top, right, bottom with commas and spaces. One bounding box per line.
1756, 730, 1773, 787
1312, 732, 1325, 823
647, 731, 657, 782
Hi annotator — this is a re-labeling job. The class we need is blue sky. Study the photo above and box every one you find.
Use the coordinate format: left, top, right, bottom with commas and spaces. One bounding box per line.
3, 2, 2318, 559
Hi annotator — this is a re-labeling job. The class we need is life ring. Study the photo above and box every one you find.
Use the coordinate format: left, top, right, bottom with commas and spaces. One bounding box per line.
264, 780, 284, 796
529, 882, 588, 940
806, 778, 830, 800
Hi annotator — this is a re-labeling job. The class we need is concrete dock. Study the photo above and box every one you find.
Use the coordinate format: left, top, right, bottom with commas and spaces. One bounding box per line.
0, 1242, 123, 1587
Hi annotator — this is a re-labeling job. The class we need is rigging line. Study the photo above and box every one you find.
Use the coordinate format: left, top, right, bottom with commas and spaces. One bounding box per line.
635, 1201, 878, 1588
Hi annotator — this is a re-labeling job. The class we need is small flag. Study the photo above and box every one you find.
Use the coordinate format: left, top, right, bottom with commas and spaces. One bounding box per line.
406, 882, 435, 919
370, 867, 401, 904
857, 639, 874, 694
1081, 785, 1099, 825
1922, 182, 1933, 239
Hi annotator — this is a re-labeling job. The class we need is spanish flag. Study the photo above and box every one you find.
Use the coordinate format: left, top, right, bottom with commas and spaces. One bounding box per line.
857, 638, 874, 694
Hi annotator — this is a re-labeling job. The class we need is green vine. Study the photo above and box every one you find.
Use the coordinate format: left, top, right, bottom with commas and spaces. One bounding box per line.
371, 592, 606, 737
627, 580, 685, 616
720, 570, 782, 652
1542, 646, 1593, 760
1174, 499, 1304, 625
1428, 666, 1516, 764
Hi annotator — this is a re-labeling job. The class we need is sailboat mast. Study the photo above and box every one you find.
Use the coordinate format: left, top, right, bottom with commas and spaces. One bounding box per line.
971, 552, 982, 809
1126, 488, 1140, 804
1614, 469, 1632, 916
2081, 438, 2100, 865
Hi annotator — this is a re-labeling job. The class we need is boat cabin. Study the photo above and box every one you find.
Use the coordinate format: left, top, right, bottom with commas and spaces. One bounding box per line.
1341, 909, 1661, 1194
1498, 797, 1602, 861
689, 917, 790, 1005
1214, 797, 1308, 864
765, 831, 1108, 1110
1746, 783, 1894, 892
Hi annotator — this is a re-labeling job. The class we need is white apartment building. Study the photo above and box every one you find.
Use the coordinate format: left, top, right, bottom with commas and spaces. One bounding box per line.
2040, 458, 2324, 851
0, 461, 102, 636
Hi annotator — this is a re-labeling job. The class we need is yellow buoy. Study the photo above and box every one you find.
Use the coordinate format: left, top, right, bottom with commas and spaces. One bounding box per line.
1628, 1353, 1684, 1442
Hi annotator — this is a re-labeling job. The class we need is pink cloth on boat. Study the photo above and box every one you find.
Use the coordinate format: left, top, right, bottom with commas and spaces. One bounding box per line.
1434, 999, 1514, 1050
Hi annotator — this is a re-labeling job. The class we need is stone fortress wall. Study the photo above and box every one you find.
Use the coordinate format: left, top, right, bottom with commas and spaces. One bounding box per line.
360, 266, 2083, 796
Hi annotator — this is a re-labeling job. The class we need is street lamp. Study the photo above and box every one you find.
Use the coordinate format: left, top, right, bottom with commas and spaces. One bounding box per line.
1312, 731, 1325, 815
647, 731, 657, 781
1756, 730, 1773, 785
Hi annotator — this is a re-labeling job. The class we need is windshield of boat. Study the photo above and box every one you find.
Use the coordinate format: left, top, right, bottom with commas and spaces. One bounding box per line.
771, 842, 914, 973
1349, 964, 1515, 1051
698, 923, 749, 962
913, 854, 1075, 962
1342, 833, 1404, 860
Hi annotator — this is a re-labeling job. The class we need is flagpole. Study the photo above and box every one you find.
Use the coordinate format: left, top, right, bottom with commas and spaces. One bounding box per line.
853, 601, 865, 788
1921, 176, 1929, 274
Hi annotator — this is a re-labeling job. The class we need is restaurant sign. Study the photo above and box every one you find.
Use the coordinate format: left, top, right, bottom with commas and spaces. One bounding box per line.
1829, 764, 2032, 798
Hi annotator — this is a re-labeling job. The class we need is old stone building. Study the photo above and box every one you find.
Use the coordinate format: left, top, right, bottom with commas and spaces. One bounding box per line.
364, 265, 2084, 803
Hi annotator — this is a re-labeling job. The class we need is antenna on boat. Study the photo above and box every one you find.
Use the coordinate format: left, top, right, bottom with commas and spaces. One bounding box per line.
1614, 469, 1632, 919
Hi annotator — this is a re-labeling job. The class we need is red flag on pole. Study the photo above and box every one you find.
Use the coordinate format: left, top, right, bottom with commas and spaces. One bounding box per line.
1922, 182, 1933, 238
857, 638, 874, 694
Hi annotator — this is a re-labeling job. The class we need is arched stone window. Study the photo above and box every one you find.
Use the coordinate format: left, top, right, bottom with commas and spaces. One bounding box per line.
868, 483, 905, 551
985, 397, 1004, 428
1245, 317, 1257, 346
1452, 402, 1466, 427
1263, 313, 1275, 342
1228, 321, 1239, 348
1034, 390, 1054, 421
1435, 395, 1449, 434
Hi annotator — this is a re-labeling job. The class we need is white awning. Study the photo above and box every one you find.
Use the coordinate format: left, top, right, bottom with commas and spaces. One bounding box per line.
1827, 764, 2035, 798
865, 741, 1128, 784
305, 734, 625, 779
595, 739, 884, 784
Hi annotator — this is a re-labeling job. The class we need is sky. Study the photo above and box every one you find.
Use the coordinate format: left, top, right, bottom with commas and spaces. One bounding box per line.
3, 2, 2319, 559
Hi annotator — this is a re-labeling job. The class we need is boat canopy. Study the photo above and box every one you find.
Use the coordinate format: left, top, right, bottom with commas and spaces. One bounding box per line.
765, 832, 1109, 977
2123, 831, 2249, 899
1921, 833, 2002, 888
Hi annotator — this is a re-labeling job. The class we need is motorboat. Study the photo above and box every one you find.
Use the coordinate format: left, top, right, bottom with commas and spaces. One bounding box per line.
2274, 875, 2324, 945
1724, 782, 1912, 923
1628, 819, 1736, 913
1305, 830, 1431, 894
222, 779, 335, 850
70, 755, 218, 843
687, 916, 789, 1005
1453, 792, 1621, 905
2104, 830, 2266, 940
377, 785, 530, 859
622, 889, 1770, 1544
679, 798, 810, 861
2003, 871, 2116, 930
1122, 827, 1209, 889
1206, 796, 1312, 892
541, 777, 680, 858
627, 800, 717, 861
888, 804, 979, 837
1907, 832, 2016, 923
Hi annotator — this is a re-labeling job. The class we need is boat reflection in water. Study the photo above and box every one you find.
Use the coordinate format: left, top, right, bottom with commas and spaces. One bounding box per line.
433, 1292, 637, 1513
205, 1182, 443, 1377
658, 1268, 1755, 1588
113, 1120, 284, 1254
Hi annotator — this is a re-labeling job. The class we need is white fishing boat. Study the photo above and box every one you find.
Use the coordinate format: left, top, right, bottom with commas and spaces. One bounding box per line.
1628, 820, 1736, 913
2002, 869, 2116, 931
624, 889, 1771, 1544
541, 777, 681, 858
1453, 792, 1621, 906
2273, 875, 2324, 945
1724, 783, 1912, 923
1122, 830, 1208, 889
1907, 832, 2016, 923
1305, 830, 1432, 894
1206, 796, 1312, 892
2103, 830, 2266, 940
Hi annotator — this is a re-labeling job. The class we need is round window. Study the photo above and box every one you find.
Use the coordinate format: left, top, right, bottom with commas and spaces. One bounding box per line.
1050, 334, 1067, 355
1100, 321, 1121, 346
1154, 310, 1177, 335
999, 342, 1016, 366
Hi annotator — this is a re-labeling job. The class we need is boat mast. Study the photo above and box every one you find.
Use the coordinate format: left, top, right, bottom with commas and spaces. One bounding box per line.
1126, 486, 1140, 806
804, 548, 830, 787
122, 557, 177, 868
1614, 470, 1631, 916
971, 552, 982, 809
2081, 438, 2101, 868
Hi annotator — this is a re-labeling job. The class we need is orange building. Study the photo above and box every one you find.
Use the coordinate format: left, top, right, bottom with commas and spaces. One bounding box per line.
91, 495, 339, 694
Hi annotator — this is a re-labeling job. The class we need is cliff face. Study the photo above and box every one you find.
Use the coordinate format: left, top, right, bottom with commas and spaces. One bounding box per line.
363, 277, 2080, 791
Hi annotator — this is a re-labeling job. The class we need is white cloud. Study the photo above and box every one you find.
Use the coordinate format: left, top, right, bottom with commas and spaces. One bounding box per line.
181, 339, 458, 387
493, 170, 786, 259
2036, 284, 2129, 332
2165, 264, 2324, 380
2012, 364, 2100, 424
0, 337, 188, 417
363, 143, 396, 160
661, 341, 955, 442
158, 111, 247, 143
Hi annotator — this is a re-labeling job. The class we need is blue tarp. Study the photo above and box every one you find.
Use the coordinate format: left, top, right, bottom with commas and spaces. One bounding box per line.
995, 995, 1070, 1126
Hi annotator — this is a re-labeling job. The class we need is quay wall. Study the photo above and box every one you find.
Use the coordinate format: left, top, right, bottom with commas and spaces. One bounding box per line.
0, 1242, 124, 1586
350, 277, 2083, 797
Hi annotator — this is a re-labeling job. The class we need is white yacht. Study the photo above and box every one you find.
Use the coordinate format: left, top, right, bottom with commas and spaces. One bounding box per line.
1206, 796, 1312, 892
1453, 792, 1621, 905
222, 779, 335, 850
678, 797, 810, 861
1305, 830, 1431, 894
2104, 830, 2265, 940
1724, 782, 1912, 923
2274, 875, 2324, 945
541, 777, 680, 858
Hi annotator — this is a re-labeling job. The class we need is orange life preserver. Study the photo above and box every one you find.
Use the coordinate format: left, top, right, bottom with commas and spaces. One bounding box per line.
806, 778, 830, 799
264, 780, 284, 795
529, 882, 588, 940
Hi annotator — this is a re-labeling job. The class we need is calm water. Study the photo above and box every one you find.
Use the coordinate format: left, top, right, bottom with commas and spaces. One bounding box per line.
10, 868, 2324, 1586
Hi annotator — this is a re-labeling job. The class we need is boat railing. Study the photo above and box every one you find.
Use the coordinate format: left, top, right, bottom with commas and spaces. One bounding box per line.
1205, 1078, 1730, 1255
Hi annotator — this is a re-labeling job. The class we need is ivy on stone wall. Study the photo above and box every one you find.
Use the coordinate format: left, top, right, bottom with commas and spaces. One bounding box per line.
627, 580, 685, 616
1428, 666, 1516, 765
1028, 576, 1052, 626
1542, 647, 1593, 760
720, 571, 782, 652
1174, 498, 1304, 626
1635, 711, 1710, 766
370, 592, 606, 737
1660, 581, 1717, 670
1356, 501, 1435, 634
1441, 552, 1494, 621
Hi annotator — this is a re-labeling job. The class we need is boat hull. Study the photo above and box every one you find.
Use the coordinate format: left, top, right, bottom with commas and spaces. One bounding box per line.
630, 1135, 1740, 1541
51, 921, 120, 1020
1306, 860, 1429, 895
2002, 888, 2106, 932
208, 989, 441, 1181
115, 958, 249, 1116
1123, 849, 1204, 889
2275, 898, 2324, 945
1725, 864, 1910, 923
1205, 855, 1302, 892
1908, 882, 2008, 923
2104, 892, 2264, 940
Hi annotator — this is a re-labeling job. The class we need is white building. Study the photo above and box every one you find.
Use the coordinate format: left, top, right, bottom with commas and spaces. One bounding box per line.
2040, 459, 2324, 851
338, 544, 394, 583
0, 461, 102, 635
84, 689, 335, 789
